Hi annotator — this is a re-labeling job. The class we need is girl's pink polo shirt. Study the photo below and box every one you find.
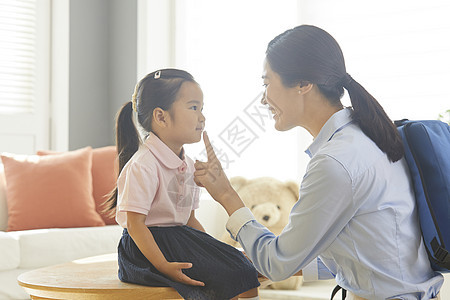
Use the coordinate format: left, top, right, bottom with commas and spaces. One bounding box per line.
116, 132, 200, 228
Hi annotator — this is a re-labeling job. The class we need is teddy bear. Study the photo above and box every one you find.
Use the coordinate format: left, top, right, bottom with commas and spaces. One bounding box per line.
221, 176, 303, 290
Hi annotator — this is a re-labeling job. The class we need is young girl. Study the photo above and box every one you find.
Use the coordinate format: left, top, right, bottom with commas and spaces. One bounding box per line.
106, 69, 260, 300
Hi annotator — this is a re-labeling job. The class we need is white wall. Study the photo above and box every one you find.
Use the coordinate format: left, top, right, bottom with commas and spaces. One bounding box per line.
66, 0, 137, 150
108, 0, 138, 136
68, 0, 110, 150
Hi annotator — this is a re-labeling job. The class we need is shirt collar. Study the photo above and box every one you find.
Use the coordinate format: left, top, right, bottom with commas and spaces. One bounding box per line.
144, 132, 186, 170
306, 107, 354, 158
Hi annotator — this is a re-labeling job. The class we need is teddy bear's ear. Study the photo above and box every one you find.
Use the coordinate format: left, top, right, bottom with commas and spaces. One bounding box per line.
230, 176, 247, 191
285, 180, 300, 200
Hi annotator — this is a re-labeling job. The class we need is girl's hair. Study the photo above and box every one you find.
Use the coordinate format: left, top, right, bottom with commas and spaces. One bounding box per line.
105, 69, 196, 213
266, 25, 404, 162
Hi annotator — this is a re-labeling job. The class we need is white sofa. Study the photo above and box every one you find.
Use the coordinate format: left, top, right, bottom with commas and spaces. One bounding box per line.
0, 227, 123, 299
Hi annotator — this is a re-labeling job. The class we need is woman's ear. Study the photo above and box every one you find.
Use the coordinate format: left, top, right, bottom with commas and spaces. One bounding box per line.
152, 108, 168, 127
296, 81, 314, 95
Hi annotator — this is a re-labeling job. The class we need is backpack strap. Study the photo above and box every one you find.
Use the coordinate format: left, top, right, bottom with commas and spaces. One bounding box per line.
331, 285, 347, 299
431, 238, 450, 264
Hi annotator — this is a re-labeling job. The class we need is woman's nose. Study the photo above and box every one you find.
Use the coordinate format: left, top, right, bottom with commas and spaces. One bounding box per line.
261, 91, 268, 105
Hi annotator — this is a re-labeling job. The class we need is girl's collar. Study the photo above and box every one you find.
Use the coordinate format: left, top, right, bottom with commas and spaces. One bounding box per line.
143, 132, 186, 169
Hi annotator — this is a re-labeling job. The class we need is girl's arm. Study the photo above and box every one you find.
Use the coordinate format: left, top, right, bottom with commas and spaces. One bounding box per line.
186, 210, 205, 232
126, 211, 205, 286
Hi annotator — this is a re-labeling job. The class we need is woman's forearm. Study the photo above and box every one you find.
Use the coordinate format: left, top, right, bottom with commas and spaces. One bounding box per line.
217, 188, 246, 216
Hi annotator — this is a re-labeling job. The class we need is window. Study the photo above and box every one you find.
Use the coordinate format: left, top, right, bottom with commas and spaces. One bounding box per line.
299, 0, 450, 121
0, 0, 36, 114
0, 0, 50, 154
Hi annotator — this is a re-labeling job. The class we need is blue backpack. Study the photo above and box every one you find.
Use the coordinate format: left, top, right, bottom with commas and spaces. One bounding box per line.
395, 119, 450, 272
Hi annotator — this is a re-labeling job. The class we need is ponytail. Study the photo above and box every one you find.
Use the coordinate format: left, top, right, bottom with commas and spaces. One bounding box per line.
343, 75, 404, 162
105, 101, 140, 213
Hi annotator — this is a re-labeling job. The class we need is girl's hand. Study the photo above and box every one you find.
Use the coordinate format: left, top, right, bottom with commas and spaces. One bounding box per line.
126, 213, 204, 287
159, 262, 205, 286
194, 131, 234, 202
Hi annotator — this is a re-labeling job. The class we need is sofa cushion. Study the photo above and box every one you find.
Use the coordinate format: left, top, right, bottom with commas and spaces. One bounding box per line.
91, 146, 118, 225
8, 225, 123, 269
1, 147, 105, 231
38, 146, 118, 225
0, 231, 20, 271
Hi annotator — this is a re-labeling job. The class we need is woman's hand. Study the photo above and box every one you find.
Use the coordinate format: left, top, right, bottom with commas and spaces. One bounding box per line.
159, 262, 205, 286
194, 131, 245, 215
194, 132, 232, 199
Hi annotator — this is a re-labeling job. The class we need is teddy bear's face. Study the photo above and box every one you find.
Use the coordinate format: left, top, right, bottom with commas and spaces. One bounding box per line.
251, 202, 281, 227
231, 177, 299, 232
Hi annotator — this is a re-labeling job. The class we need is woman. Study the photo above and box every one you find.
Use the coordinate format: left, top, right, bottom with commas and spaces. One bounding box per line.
194, 25, 443, 300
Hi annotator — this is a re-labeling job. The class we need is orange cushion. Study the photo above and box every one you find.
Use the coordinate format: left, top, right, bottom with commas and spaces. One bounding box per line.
91, 146, 118, 225
1, 147, 105, 231
38, 146, 118, 225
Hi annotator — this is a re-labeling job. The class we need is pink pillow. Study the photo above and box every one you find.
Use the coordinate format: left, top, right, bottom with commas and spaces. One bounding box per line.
1, 147, 105, 231
38, 146, 118, 225
91, 146, 118, 225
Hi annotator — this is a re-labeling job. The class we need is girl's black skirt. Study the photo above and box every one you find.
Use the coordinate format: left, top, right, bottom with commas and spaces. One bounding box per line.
118, 226, 260, 300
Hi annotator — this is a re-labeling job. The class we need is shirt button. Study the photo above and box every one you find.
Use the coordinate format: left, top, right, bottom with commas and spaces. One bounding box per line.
178, 162, 187, 173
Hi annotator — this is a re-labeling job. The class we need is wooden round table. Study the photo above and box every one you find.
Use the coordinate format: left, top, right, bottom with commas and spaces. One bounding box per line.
17, 253, 183, 299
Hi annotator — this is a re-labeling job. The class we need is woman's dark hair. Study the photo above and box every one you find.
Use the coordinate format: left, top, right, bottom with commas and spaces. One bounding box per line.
266, 25, 404, 162
105, 69, 196, 213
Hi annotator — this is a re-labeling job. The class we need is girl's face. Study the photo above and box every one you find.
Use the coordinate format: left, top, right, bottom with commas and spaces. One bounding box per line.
262, 60, 303, 131
166, 81, 205, 145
